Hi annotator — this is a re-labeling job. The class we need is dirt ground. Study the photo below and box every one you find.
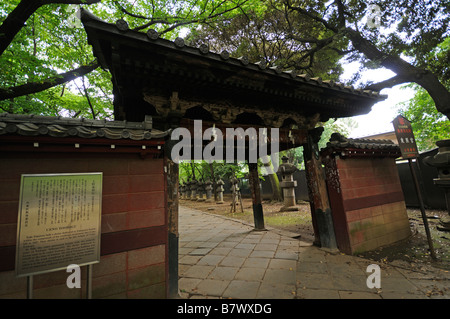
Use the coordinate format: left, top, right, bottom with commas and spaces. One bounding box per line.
180, 195, 450, 271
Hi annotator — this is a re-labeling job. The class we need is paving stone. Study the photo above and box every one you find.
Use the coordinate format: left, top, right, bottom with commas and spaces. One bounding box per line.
249, 250, 275, 258
209, 247, 233, 256
296, 261, 327, 274
235, 243, 256, 250
297, 288, 340, 299
338, 291, 382, 299
223, 280, 260, 299
260, 238, 280, 245
235, 267, 266, 281
257, 283, 296, 299
178, 277, 202, 294
228, 248, 252, 258
254, 243, 278, 251
274, 250, 298, 260
208, 267, 239, 280
178, 205, 446, 300
189, 248, 212, 256
195, 279, 230, 297
242, 257, 270, 269
268, 259, 296, 270
331, 274, 371, 292
263, 268, 297, 285
297, 273, 335, 290
220, 256, 246, 268
179, 255, 203, 265
184, 265, 215, 279
197, 255, 225, 266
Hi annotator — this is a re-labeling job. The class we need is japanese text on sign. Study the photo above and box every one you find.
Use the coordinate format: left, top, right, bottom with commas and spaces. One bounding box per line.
16, 173, 102, 277
393, 115, 419, 159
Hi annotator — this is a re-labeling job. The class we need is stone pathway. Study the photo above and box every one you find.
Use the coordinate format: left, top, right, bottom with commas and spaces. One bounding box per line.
178, 206, 450, 299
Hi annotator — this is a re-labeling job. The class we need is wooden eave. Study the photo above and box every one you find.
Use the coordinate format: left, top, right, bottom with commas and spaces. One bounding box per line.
81, 9, 387, 126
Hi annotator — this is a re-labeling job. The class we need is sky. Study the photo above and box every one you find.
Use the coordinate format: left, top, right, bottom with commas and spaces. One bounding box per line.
339, 62, 416, 139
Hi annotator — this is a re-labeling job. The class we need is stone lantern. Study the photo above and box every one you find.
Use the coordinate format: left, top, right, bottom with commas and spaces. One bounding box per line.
216, 178, 225, 204
204, 179, 213, 202
179, 182, 185, 199
277, 155, 298, 211
190, 179, 198, 201
424, 139, 450, 231
230, 178, 240, 206
185, 180, 192, 200
197, 180, 205, 201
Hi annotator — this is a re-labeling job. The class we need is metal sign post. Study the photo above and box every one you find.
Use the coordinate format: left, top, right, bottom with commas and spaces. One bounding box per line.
393, 115, 436, 260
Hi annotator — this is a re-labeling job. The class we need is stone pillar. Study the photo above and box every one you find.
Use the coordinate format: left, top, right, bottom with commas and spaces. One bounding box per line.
216, 178, 225, 204
277, 156, 298, 211
424, 139, 450, 231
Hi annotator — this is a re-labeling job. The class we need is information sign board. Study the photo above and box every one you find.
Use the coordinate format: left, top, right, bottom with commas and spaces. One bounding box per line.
393, 115, 419, 159
15, 173, 102, 277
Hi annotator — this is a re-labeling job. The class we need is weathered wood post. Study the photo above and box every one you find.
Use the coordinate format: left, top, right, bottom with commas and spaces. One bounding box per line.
248, 163, 265, 230
303, 127, 337, 249
166, 159, 179, 298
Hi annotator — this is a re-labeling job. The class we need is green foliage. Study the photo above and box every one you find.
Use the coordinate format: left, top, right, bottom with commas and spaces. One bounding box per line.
399, 85, 450, 151
186, 1, 345, 79
0, 0, 250, 117
0, 2, 113, 118
398, 38, 450, 151
179, 160, 248, 184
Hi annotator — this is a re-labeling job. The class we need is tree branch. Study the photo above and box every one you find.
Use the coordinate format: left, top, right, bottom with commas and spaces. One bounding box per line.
0, 61, 99, 100
364, 75, 407, 91
0, 0, 101, 57
284, 0, 338, 32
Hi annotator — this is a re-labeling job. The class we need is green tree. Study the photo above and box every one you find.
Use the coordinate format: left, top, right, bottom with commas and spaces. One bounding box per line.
398, 37, 450, 151
189, 0, 450, 119
0, 0, 251, 117
399, 85, 450, 151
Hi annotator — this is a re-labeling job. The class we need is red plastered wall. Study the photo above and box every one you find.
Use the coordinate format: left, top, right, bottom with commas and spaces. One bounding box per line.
0, 152, 168, 298
325, 156, 411, 255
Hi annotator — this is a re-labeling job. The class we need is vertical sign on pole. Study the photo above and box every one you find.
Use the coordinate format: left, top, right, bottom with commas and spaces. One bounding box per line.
393, 115, 436, 260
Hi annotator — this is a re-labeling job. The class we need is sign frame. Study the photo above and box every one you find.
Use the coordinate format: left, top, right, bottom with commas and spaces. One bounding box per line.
392, 115, 419, 159
15, 172, 103, 278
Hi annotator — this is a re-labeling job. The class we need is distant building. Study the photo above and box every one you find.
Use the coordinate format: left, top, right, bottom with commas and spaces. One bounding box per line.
361, 131, 398, 144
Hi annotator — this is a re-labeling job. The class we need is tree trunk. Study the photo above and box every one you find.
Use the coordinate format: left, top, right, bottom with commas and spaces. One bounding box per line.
0, 0, 102, 57
261, 155, 282, 201
345, 28, 450, 119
